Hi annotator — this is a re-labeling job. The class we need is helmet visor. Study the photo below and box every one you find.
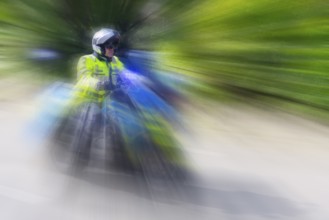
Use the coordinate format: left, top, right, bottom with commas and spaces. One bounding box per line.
104, 39, 119, 49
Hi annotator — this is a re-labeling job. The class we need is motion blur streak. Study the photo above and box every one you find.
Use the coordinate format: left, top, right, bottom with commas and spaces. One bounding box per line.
0, 0, 329, 220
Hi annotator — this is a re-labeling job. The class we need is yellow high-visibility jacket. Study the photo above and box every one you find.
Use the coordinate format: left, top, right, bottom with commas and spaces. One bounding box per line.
73, 53, 124, 104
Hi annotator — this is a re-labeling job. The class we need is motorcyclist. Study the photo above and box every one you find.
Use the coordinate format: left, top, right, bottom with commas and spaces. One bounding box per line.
73, 28, 125, 106
51, 28, 185, 174
65, 28, 126, 167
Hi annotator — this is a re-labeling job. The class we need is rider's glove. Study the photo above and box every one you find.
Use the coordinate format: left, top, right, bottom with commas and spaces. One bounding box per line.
96, 80, 112, 91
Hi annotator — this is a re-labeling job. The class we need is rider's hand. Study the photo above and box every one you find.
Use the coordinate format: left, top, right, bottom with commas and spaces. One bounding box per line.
96, 80, 112, 91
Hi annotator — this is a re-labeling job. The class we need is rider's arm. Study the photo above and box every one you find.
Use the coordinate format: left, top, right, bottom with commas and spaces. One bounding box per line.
113, 56, 126, 88
76, 55, 99, 91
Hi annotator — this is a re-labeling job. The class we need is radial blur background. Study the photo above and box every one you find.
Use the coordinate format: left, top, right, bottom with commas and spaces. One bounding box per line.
0, 0, 328, 119
1, 0, 329, 220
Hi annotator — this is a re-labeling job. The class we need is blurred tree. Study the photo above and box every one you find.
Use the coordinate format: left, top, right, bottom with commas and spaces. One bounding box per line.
0, 0, 153, 77
0, 0, 328, 120
135, 0, 329, 119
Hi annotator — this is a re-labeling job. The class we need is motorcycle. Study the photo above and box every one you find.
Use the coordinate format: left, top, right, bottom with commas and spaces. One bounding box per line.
103, 87, 186, 180
38, 70, 187, 180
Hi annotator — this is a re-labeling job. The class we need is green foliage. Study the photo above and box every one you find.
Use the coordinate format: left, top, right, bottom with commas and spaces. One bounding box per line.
136, 0, 329, 118
0, 0, 328, 119
0, 0, 151, 76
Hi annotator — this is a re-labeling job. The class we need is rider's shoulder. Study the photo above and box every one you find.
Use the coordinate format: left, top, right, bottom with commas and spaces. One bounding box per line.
84, 54, 97, 60
112, 56, 124, 65
112, 56, 119, 62
78, 54, 97, 61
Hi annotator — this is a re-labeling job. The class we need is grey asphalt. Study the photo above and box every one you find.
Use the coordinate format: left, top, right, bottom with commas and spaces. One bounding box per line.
0, 84, 329, 220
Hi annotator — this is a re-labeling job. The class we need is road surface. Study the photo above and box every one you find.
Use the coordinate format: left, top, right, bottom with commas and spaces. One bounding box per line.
0, 79, 329, 220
